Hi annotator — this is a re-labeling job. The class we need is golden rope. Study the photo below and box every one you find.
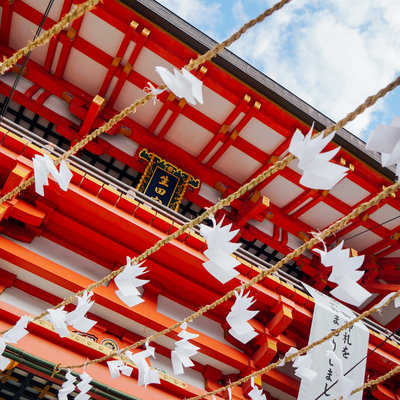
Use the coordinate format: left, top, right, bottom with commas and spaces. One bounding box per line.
186, 291, 400, 400
58, 182, 400, 371
348, 365, 400, 397
0, 0, 100, 75
0, 0, 399, 381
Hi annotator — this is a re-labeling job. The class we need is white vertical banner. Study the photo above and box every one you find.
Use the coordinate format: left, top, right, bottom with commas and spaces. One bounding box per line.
298, 284, 369, 400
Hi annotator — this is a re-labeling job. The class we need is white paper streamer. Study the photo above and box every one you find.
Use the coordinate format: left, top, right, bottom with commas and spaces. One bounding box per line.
289, 124, 348, 190
313, 241, 371, 307
46, 308, 70, 338
143, 82, 166, 104
292, 352, 317, 382
283, 347, 317, 382
171, 322, 200, 375
200, 216, 241, 284
58, 370, 76, 400
248, 377, 267, 400
107, 360, 133, 379
127, 343, 160, 388
114, 258, 149, 307
155, 66, 203, 105
0, 339, 10, 370
66, 291, 97, 333
75, 371, 92, 400
375, 291, 400, 314
366, 116, 400, 178
3, 315, 31, 343
33, 154, 73, 196
226, 290, 258, 344
0, 315, 32, 370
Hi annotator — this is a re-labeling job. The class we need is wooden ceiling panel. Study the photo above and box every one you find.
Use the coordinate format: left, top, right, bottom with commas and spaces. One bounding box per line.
260, 175, 304, 209
213, 146, 262, 184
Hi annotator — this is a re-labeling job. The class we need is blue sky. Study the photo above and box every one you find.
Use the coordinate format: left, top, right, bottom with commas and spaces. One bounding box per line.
156, 0, 400, 141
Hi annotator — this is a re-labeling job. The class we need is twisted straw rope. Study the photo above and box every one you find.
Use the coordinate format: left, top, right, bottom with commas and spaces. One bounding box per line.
0, 0, 100, 75
59, 180, 400, 371
1, 0, 399, 381
187, 291, 400, 400
348, 365, 400, 398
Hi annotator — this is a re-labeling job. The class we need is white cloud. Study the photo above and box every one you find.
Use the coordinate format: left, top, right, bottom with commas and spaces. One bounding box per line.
229, 0, 400, 137
156, 0, 222, 39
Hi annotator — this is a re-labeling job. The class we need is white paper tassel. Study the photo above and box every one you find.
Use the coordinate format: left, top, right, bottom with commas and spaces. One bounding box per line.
127, 343, 160, 388
292, 352, 317, 382
114, 258, 149, 307
155, 66, 203, 105
3, 315, 31, 343
0, 339, 10, 370
75, 371, 92, 400
58, 371, 76, 400
0, 315, 32, 370
33, 154, 72, 196
171, 322, 200, 375
226, 290, 258, 344
313, 241, 371, 307
283, 347, 316, 382
366, 116, 400, 178
46, 308, 70, 338
289, 124, 348, 190
66, 291, 97, 333
375, 291, 400, 314
248, 384, 267, 400
107, 360, 133, 379
200, 216, 241, 284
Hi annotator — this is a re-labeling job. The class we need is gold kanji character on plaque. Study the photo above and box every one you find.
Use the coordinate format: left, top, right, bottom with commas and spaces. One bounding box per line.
159, 175, 169, 187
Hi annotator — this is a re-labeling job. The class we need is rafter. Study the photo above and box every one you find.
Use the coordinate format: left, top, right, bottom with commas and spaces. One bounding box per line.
108, 27, 150, 107
98, 20, 139, 97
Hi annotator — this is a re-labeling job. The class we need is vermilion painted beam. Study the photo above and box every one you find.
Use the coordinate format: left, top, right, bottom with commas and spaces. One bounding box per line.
24, 84, 41, 99
157, 98, 186, 139
0, 82, 77, 128
283, 188, 316, 215
0, 304, 201, 400
0, 235, 251, 371
370, 383, 398, 400
99, 20, 139, 97
43, 0, 74, 71
54, 18, 84, 78
0, 0, 14, 46
206, 103, 259, 167
363, 282, 400, 294
78, 95, 105, 137
108, 27, 150, 107
148, 92, 176, 134
197, 95, 251, 163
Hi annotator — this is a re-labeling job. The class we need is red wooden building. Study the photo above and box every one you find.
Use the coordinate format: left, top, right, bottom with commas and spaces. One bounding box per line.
0, 0, 398, 399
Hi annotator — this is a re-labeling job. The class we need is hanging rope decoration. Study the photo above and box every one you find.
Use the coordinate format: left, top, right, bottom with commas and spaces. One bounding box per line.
348, 365, 400, 399
0, 71, 399, 321
185, 291, 400, 400
0, 0, 100, 75
57, 182, 400, 372
0, 0, 399, 391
